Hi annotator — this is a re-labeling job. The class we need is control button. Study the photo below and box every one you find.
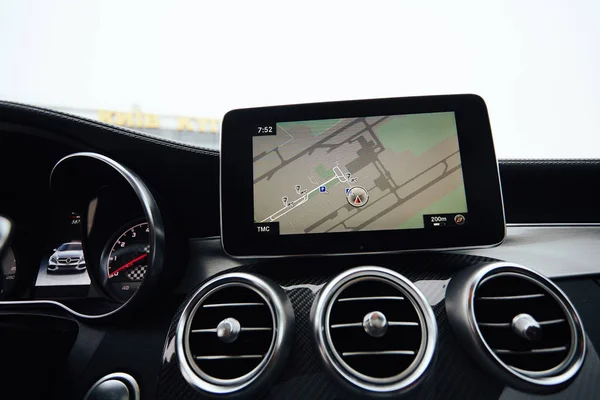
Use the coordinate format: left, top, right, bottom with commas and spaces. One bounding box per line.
84, 372, 140, 400
86, 380, 130, 400
454, 214, 466, 225
347, 186, 369, 208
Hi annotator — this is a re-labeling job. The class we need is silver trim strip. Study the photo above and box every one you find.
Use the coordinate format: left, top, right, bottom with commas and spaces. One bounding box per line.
507, 223, 600, 227
478, 294, 545, 300
203, 302, 263, 308
221, 239, 507, 259
342, 350, 416, 357
338, 296, 404, 302
195, 355, 264, 360
312, 266, 437, 394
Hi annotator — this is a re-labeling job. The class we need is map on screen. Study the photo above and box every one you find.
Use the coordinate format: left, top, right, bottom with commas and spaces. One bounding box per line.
252, 112, 468, 235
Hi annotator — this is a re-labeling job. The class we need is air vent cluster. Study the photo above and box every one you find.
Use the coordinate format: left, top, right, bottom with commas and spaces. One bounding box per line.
446, 263, 586, 391
176, 273, 293, 395
313, 267, 437, 394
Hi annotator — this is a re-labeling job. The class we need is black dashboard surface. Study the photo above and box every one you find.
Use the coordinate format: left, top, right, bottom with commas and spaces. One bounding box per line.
0, 101, 599, 400
158, 252, 600, 400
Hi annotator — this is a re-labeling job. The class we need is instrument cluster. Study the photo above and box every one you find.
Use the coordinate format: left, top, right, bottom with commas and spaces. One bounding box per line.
0, 152, 177, 319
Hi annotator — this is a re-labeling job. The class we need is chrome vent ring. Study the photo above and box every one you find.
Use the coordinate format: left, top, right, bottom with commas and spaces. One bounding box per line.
446, 263, 586, 392
176, 273, 294, 395
312, 266, 437, 394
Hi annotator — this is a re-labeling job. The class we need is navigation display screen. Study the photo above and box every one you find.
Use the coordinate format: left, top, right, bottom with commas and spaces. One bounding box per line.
221, 95, 505, 257
253, 112, 468, 235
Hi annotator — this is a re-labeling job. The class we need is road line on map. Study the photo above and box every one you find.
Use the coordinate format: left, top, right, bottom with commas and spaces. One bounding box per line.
261, 170, 348, 222
269, 195, 308, 221
333, 166, 347, 181
277, 126, 294, 149
313, 120, 345, 137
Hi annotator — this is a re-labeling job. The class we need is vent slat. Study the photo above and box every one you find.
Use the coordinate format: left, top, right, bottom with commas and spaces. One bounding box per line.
192, 327, 272, 333
539, 319, 566, 326
331, 322, 362, 329
342, 350, 416, 357
478, 322, 511, 328
338, 296, 404, 302
202, 302, 264, 308
494, 347, 568, 355
389, 321, 420, 327
241, 327, 273, 331
478, 319, 566, 328
195, 354, 264, 360
477, 294, 545, 300
331, 321, 419, 329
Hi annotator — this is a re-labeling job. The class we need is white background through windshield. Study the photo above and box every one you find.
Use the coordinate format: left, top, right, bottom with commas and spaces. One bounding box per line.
1, 0, 599, 158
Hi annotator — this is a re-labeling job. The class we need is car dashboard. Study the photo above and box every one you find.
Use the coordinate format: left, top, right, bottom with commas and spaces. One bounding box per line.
1, 101, 600, 399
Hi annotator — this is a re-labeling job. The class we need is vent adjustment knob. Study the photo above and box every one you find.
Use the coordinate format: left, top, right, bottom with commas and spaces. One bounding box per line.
511, 313, 542, 341
217, 317, 241, 343
363, 311, 388, 338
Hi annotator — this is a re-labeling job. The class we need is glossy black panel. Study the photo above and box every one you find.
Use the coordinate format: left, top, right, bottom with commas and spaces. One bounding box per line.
499, 160, 600, 224
221, 95, 505, 257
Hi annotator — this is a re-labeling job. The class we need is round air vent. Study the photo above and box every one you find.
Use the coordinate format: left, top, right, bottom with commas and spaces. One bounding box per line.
176, 273, 294, 395
446, 263, 586, 391
312, 266, 437, 394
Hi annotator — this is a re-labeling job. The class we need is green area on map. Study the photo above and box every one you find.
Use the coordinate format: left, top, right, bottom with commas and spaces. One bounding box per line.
254, 112, 468, 235
278, 118, 342, 137
315, 163, 335, 180
374, 113, 458, 156
397, 185, 468, 229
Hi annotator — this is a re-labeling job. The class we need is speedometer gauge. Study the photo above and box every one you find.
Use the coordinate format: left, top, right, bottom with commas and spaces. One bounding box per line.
105, 222, 150, 301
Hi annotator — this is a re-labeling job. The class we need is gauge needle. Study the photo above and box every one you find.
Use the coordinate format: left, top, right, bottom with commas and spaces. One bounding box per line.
109, 253, 148, 278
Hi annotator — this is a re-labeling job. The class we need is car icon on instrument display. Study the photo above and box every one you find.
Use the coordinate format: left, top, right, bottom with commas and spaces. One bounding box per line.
47, 242, 86, 274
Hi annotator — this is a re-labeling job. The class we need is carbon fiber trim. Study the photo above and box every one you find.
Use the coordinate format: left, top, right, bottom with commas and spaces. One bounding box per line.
158, 253, 511, 399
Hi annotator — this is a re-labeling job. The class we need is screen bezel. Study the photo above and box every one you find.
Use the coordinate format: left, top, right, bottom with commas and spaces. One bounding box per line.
220, 94, 505, 257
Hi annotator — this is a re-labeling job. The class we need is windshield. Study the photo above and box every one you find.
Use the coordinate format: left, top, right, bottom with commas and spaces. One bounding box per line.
58, 242, 82, 251
1, 1, 599, 158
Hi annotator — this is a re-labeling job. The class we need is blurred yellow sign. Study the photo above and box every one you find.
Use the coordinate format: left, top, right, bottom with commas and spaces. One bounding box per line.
98, 109, 220, 134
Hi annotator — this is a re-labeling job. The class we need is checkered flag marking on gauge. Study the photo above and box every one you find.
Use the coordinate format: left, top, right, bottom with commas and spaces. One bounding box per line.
127, 264, 147, 281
